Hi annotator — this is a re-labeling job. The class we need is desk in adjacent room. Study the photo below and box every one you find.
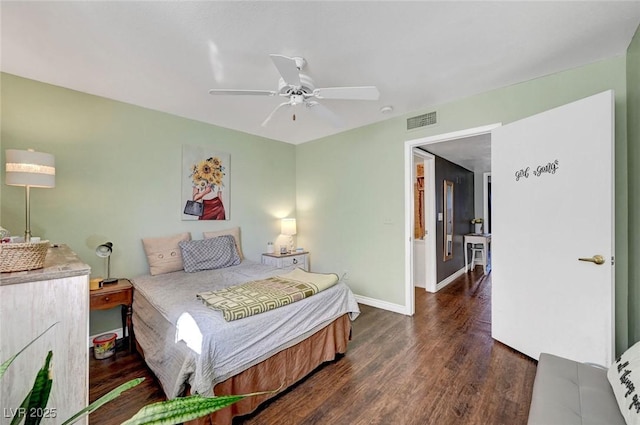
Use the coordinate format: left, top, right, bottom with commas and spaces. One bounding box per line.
464, 233, 492, 275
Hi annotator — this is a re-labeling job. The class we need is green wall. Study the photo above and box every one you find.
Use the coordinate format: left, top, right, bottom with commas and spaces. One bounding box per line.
628, 25, 640, 344
296, 56, 631, 353
1, 73, 297, 335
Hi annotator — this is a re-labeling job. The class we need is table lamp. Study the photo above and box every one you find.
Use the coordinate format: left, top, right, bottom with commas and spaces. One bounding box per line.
96, 242, 118, 284
281, 218, 297, 253
5, 149, 55, 242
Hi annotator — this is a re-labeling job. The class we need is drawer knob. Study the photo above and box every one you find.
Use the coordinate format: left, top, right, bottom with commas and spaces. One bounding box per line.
104, 297, 110, 302
293, 259, 298, 264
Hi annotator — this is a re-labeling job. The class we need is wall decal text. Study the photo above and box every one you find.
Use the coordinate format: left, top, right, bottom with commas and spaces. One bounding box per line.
515, 159, 559, 182
515, 167, 530, 182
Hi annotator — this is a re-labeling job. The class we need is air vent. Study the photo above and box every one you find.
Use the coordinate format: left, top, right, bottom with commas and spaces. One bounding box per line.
407, 111, 437, 130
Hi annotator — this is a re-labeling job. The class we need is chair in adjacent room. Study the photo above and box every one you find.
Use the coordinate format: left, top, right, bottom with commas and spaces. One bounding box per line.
470, 243, 486, 270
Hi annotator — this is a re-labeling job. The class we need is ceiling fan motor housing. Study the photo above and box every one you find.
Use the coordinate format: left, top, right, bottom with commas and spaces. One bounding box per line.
278, 73, 316, 96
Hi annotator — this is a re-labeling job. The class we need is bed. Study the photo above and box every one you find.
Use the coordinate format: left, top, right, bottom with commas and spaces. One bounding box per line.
132, 230, 360, 425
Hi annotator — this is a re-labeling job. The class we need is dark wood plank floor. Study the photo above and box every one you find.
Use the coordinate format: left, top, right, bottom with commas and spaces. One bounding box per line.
89, 269, 537, 425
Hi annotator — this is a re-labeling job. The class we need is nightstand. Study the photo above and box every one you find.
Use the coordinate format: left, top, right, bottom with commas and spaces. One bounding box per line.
90, 278, 134, 352
261, 251, 309, 271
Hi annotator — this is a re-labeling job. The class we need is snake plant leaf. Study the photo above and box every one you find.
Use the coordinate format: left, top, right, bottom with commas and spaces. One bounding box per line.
24, 351, 54, 425
0, 323, 58, 380
9, 389, 32, 425
61, 378, 145, 425
121, 390, 275, 425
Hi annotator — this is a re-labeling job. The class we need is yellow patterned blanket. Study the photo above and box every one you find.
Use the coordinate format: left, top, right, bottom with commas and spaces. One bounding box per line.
197, 268, 340, 321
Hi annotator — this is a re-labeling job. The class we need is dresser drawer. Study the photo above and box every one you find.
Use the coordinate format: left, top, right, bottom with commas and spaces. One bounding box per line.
261, 252, 309, 271
90, 288, 132, 310
281, 255, 306, 269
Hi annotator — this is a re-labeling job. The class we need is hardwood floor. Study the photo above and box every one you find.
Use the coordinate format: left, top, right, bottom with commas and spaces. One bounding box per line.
89, 268, 537, 425
89, 339, 165, 424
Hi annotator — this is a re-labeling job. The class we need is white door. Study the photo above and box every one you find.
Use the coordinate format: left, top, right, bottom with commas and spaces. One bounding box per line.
491, 90, 615, 366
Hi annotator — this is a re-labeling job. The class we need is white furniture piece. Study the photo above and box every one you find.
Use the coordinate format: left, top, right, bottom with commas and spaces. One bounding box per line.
261, 251, 309, 271
470, 244, 486, 270
0, 244, 90, 425
464, 233, 491, 275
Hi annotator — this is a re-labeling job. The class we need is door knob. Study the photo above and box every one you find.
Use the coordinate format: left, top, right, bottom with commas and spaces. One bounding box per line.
578, 255, 606, 265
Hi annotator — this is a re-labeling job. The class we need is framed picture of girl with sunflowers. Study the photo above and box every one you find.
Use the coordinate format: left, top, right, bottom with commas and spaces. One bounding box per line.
182, 145, 230, 221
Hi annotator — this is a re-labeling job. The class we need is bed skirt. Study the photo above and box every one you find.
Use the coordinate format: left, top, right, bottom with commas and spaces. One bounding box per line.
184, 313, 351, 425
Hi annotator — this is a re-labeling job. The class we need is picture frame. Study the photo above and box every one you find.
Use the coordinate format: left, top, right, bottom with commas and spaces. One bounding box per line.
182, 145, 230, 221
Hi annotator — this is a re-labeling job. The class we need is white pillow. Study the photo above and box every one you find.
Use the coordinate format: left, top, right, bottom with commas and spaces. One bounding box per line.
608, 340, 640, 425
142, 232, 191, 276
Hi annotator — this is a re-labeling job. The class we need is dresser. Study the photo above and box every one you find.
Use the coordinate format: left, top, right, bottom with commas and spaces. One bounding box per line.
0, 244, 90, 425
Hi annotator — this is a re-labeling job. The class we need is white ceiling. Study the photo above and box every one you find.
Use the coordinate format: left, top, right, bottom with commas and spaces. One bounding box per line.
2, 1, 640, 160
421, 133, 492, 173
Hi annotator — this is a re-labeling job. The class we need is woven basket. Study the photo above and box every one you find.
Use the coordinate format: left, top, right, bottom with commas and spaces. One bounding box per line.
0, 240, 50, 273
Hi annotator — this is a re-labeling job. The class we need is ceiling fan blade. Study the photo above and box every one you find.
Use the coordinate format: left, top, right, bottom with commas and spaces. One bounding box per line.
306, 101, 345, 128
313, 86, 380, 101
208, 89, 277, 96
261, 101, 292, 127
270, 54, 301, 87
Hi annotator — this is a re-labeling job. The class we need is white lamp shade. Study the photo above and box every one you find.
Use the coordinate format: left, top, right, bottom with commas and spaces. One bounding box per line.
281, 218, 297, 236
5, 149, 55, 188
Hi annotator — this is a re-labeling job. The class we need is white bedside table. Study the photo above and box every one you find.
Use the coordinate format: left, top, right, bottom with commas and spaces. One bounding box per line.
261, 251, 309, 271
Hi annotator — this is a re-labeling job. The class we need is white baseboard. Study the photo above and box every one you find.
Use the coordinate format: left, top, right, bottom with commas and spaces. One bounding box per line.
355, 267, 466, 315
436, 266, 467, 291
88, 328, 125, 348
354, 295, 410, 315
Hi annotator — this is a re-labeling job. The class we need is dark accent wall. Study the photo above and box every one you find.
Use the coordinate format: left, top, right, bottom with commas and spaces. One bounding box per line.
433, 155, 475, 282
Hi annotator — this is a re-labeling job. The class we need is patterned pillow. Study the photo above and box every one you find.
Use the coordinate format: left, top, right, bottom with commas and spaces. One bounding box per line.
203, 227, 244, 260
142, 232, 191, 276
179, 235, 241, 273
608, 340, 640, 425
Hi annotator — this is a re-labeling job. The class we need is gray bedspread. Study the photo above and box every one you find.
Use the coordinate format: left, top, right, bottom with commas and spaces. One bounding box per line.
131, 260, 360, 398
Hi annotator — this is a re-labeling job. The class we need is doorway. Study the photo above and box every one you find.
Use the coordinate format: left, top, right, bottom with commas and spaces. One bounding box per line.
411, 150, 436, 292
404, 124, 500, 313
483, 172, 492, 234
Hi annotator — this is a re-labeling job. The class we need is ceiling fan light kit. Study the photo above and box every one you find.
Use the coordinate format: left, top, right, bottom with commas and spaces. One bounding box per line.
209, 54, 380, 128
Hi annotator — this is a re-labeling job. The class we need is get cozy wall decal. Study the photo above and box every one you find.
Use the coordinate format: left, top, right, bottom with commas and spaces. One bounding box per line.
515, 159, 559, 182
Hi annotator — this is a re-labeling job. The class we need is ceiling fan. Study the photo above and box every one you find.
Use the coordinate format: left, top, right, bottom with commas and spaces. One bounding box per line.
208, 54, 380, 127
